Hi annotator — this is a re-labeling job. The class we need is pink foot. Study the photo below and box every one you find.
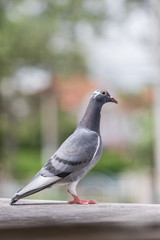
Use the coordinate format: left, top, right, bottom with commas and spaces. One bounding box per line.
68, 200, 76, 204
68, 194, 96, 205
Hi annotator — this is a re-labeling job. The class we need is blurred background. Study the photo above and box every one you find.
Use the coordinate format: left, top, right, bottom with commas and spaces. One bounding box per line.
1, 0, 160, 204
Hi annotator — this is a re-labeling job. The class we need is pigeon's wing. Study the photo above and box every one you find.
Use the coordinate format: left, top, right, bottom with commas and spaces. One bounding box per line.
40, 128, 99, 178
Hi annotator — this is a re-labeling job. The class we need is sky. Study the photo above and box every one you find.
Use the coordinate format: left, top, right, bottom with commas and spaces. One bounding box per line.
81, 0, 158, 92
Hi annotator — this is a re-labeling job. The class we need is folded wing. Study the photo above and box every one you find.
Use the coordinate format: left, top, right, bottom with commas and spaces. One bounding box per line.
41, 128, 99, 178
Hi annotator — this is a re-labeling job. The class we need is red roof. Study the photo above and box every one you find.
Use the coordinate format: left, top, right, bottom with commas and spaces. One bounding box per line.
54, 75, 98, 111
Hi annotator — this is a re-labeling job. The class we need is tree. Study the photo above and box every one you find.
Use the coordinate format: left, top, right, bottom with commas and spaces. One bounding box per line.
0, 0, 107, 179
0, 0, 107, 79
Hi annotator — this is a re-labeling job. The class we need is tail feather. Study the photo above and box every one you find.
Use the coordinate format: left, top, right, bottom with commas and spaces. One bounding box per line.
10, 195, 19, 205
10, 175, 61, 205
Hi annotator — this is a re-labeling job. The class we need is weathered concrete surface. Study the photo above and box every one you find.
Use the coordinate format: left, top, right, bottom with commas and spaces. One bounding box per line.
1, 198, 160, 240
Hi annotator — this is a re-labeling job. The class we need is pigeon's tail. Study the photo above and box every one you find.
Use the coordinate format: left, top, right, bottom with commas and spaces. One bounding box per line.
10, 175, 61, 205
10, 186, 45, 205
10, 195, 19, 205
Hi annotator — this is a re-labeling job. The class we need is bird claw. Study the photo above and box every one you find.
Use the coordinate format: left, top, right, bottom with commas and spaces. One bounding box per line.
68, 200, 77, 204
67, 188, 97, 205
68, 199, 96, 205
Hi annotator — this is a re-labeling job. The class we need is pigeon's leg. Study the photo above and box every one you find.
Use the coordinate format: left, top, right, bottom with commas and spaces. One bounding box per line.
67, 182, 96, 205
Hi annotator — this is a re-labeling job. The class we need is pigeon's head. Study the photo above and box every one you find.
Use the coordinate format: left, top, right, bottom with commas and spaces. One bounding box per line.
91, 89, 118, 105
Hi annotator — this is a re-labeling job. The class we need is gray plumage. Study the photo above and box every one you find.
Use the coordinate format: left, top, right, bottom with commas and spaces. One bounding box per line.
11, 89, 118, 205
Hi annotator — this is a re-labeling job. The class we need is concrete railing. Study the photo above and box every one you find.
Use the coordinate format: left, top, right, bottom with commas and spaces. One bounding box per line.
1, 198, 160, 240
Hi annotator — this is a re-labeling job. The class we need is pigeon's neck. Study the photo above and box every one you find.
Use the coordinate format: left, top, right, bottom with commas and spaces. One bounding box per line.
78, 99, 102, 133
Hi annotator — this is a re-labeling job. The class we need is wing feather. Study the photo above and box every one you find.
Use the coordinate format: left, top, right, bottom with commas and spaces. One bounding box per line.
40, 128, 98, 178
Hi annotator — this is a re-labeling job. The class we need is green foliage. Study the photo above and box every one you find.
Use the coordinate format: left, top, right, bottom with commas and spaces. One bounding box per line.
0, 0, 107, 78
131, 108, 154, 168
93, 108, 154, 174
58, 110, 77, 145
0, 94, 41, 177
93, 150, 134, 173
17, 107, 41, 149
0, 0, 108, 179
1, 0, 152, 181
13, 149, 42, 179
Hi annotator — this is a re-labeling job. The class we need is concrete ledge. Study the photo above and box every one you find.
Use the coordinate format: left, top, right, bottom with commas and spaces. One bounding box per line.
1, 198, 160, 240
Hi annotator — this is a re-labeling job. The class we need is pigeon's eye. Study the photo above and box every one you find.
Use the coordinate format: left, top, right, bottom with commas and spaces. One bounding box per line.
101, 91, 107, 96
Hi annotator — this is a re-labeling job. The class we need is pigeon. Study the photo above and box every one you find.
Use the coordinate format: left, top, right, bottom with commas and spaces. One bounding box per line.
10, 89, 118, 205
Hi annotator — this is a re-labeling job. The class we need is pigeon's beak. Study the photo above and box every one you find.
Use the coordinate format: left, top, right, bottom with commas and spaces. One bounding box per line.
110, 96, 118, 104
